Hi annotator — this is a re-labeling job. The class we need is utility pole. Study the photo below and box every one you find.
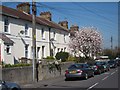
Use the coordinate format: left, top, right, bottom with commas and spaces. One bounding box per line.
32, 0, 37, 82
111, 36, 113, 58
111, 36, 113, 50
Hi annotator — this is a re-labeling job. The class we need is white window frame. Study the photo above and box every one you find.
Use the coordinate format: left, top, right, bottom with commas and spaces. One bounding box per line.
25, 23, 29, 36
41, 28, 45, 39
25, 44, 29, 58
37, 47, 40, 59
58, 48, 60, 52
6, 45, 11, 54
53, 31, 56, 40
64, 47, 66, 52
64, 34, 66, 43
42, 46, 45, 58
4, 17, 9, 33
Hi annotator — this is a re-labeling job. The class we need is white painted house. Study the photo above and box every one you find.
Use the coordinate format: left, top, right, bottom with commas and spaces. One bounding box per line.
0, 3, 70, 64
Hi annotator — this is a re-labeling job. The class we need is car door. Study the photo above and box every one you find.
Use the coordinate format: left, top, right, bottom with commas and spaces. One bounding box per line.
84, 64, 92, 76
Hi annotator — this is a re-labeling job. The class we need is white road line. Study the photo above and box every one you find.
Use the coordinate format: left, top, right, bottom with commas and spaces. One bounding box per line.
104, 72, 110, 75
102, 76, 109, 81
111, 72, 115, 75
87, 83, 99, 90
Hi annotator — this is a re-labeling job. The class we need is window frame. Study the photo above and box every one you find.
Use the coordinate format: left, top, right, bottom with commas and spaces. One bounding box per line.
25, 23, 29, 36
4, 17, 9, 33
64, 34, 66, 43
53, 31, 56, 40
41, 28, 45, 39
25, 44, 29, 58
6, 45, 11, 55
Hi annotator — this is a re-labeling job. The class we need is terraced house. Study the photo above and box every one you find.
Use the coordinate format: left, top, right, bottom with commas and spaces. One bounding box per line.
0, 3, 70, 64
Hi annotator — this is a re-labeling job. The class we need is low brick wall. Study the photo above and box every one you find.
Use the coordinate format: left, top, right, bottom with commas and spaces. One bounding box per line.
2, 62, 73, 84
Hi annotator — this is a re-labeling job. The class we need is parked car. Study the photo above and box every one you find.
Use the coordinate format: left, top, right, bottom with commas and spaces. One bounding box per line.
65, 63, 94, 80
100, 61, 110, 72
108, 60, 117, 68
115, 59, 120, 66
87, 61, 105, 74
0, 80, 21, 90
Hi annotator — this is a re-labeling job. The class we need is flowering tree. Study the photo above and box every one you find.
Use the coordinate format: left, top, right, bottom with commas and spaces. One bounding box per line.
69, 27, 103, 59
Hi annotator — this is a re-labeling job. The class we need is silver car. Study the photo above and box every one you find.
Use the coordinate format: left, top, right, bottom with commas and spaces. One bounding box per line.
0, 80, 21, 90
65, 63, 94, 80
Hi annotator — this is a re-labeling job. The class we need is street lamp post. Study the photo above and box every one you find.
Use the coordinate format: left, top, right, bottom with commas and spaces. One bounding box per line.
32, 0, 37, 82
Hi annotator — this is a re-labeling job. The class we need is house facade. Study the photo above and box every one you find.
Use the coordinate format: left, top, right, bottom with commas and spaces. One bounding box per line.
0, 3, 70, 64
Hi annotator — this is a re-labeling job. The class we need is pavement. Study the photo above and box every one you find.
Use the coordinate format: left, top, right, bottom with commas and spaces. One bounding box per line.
21, 76, 65, 88
21, 67, 120, 90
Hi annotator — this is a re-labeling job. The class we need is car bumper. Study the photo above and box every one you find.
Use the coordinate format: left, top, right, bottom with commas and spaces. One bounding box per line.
65, 73, 85, 78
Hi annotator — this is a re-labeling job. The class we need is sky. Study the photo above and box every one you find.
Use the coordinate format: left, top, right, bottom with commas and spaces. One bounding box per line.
1, 1, 119, 49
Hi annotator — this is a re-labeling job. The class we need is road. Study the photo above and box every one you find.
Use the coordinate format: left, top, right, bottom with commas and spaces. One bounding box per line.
22, 67, 119, 90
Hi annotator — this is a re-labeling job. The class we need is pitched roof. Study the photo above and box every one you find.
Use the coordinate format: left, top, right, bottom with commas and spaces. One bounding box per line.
0, 5, 69, 33
0, 33, 14, 45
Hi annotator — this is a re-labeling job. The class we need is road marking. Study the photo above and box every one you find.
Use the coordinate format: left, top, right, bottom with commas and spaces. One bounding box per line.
87, 83, 99, 90
104, 72, 110, 75
111, 72, 115, 75
102, 76, 109, 81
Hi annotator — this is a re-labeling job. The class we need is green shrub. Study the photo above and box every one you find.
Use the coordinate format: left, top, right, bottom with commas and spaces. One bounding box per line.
45, 56, 55, 60
4, 63, 31, 68
68, 56, 77, 62
75, 57, 94, 63
55, 52, 69, 62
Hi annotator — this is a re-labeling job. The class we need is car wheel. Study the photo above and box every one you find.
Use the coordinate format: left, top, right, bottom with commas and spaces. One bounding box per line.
11, 88, 18, 90
65, 78, 69, 81
84, 73, 88, 80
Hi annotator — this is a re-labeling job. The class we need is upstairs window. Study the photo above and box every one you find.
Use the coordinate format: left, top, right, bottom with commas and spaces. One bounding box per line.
42, 28, 45, 39
4, 17, 9, 33
53, 32, 56, 40
25, 24, 28, 36
64, 34, 66, 43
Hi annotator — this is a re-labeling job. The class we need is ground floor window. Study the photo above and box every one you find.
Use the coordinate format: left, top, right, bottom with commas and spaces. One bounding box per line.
6, 45, 11, 54
37, 47, 40, 59
42, 46, 45, 58
25, 44, 29, 58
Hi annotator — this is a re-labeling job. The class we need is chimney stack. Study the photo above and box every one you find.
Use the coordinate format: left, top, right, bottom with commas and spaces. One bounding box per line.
40, 11, 52, 21
58, 21, 68, 29
70, 25, 79, 32
70, 25, 79, 37
17, 2, 30, 14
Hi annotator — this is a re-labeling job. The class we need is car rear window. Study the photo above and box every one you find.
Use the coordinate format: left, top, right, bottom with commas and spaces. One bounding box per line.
108, 61, 115, 63
68, 64, 84, 69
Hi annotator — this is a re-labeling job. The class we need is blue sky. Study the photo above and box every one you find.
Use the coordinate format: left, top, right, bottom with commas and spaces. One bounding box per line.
1, 2, 119, 49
